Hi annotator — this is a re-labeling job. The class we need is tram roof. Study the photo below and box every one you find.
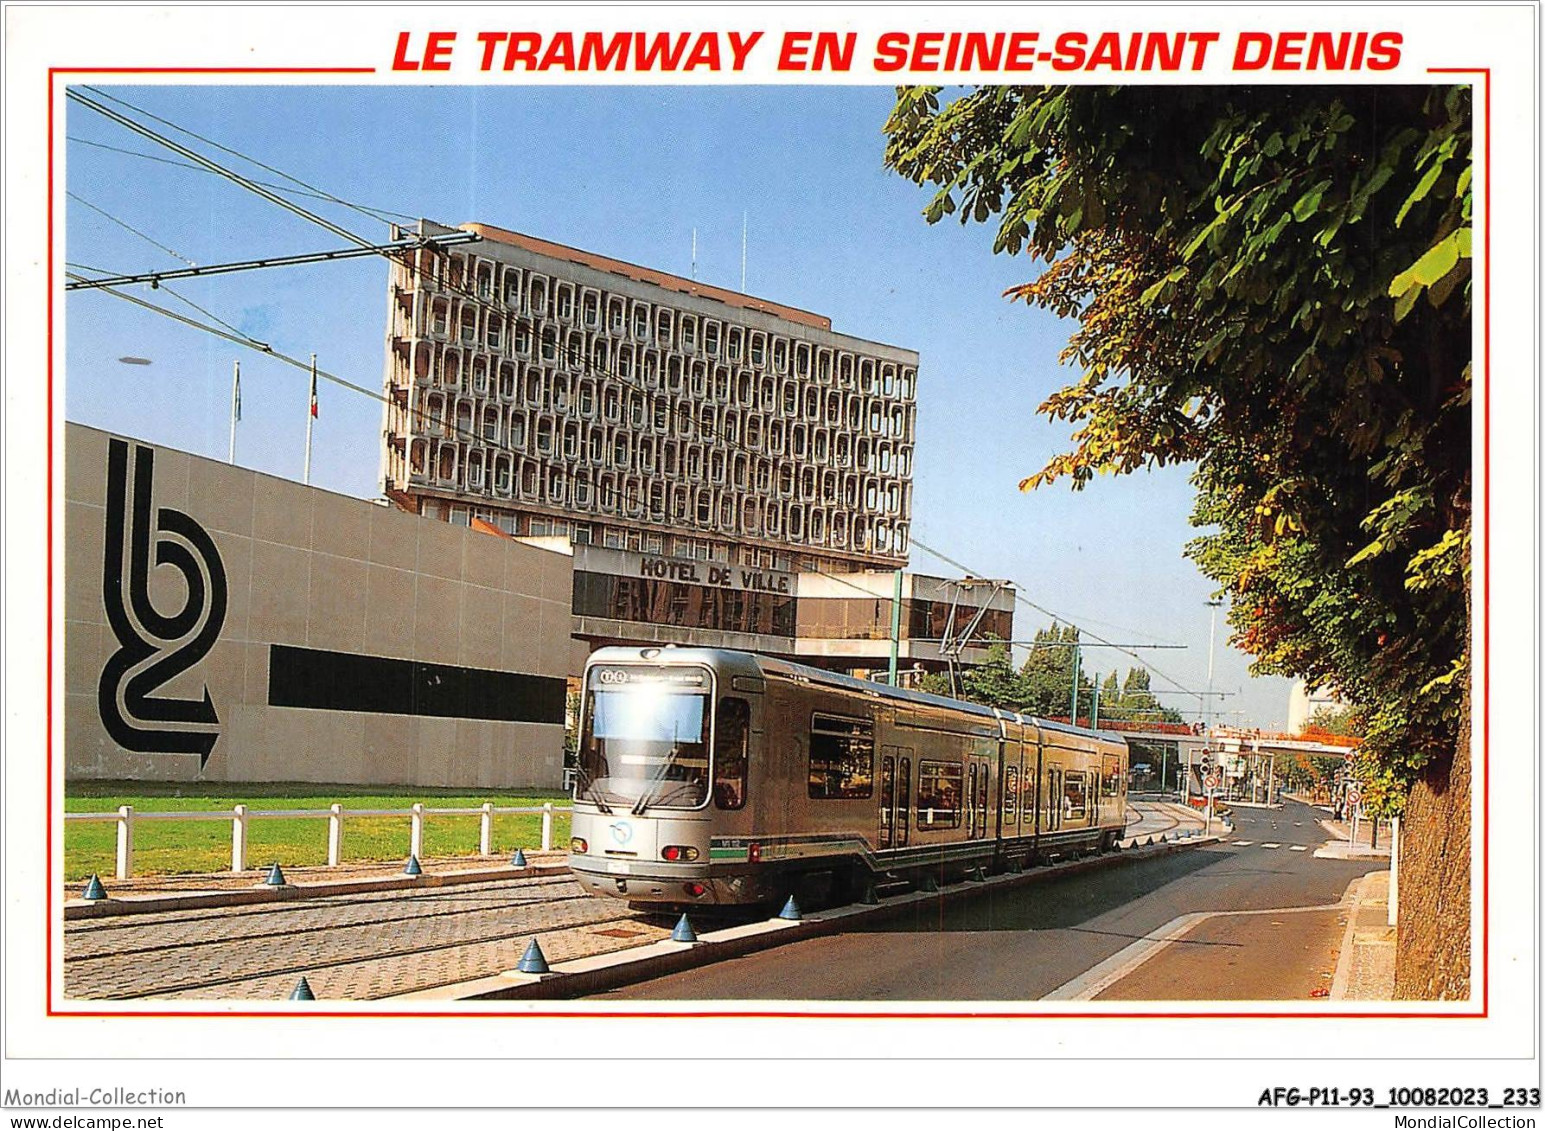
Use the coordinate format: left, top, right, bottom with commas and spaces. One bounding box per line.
585, 646, 1124, 744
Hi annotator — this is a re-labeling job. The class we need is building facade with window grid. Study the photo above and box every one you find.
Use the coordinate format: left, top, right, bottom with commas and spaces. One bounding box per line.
380, 220, 918, 576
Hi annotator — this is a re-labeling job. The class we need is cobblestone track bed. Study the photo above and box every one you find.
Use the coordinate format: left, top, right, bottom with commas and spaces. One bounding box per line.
64, 878, 585, 959
64, 882, 658, 1000
153, 918, 676, 1001
65, 874, 579, 933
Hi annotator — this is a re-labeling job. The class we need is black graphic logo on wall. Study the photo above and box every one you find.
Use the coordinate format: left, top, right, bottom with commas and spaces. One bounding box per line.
98, 439, 227, 765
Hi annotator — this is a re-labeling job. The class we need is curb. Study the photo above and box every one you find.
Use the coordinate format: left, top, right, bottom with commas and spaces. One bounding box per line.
385, 835, 1223, 1002
1329, 872, 1373, 999
63, 863, 571, 919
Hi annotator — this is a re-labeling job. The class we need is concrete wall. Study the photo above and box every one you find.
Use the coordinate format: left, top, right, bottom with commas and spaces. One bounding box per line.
64, 424, 571, 788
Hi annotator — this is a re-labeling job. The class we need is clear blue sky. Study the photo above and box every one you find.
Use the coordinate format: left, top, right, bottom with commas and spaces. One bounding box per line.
63, 83, 1294, 727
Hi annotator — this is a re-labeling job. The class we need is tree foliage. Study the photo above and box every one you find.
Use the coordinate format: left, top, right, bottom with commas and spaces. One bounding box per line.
884, 86, 1470, 814
1307, 703, 1365, 738
919, 626, 1183, 725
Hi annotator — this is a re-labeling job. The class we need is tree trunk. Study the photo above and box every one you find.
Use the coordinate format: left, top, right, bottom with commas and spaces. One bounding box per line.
1393, 603, 1472, 1000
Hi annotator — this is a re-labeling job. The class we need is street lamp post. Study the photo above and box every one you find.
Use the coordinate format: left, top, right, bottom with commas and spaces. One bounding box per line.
1068, 640, 1081, 726
1205, 598, 1223, 734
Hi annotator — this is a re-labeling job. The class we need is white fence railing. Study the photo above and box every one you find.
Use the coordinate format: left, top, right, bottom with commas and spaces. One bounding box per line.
65, 802, 571, 880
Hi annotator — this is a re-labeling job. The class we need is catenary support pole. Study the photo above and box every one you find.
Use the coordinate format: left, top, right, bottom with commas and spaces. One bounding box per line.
1068, 642, 1081, 726
888, 569, 902, 685
303, 353, 316, 484
229, 360, 240, 464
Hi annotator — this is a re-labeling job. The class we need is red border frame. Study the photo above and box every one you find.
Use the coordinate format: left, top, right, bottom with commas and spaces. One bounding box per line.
44, 66, 1490, 1021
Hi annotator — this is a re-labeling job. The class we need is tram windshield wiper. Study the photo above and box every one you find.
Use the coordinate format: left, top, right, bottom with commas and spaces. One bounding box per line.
573, 762, 612, 814
630, 747, 679, 815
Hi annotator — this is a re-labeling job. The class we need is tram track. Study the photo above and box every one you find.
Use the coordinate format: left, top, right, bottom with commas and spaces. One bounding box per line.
71, 889, 658, 1001
1124, 799, 1183, 838
63, 879, 593, 962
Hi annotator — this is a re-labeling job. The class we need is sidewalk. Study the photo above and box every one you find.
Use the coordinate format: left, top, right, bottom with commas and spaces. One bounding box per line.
1314, 816, 1392, 860
1331, 870, 1396, 1000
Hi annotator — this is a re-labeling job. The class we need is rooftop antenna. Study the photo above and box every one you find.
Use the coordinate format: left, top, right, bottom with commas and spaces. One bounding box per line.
740, 211, 748, 292
691, 227, 698, 281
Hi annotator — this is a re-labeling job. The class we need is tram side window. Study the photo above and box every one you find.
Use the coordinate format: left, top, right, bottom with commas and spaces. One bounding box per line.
1101, 755, 1122, 798
714, 697, 750, 810
1004, 766, 1019, 821
1064, 772, 1089, 820
916, 760, 963, 830
808, 713, 874, 799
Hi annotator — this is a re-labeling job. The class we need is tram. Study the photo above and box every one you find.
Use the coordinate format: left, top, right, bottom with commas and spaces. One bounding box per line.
568, 645, 1128, 908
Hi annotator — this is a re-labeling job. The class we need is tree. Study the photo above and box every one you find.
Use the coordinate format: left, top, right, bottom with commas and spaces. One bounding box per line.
916, 623, 1183, 726
885, 85, 1471, 999
1307, 703, 1364, 738
1019, 622, 1088, 717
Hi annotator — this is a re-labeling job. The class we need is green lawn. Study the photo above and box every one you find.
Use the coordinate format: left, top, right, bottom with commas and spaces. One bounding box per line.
64, 781, 573, 881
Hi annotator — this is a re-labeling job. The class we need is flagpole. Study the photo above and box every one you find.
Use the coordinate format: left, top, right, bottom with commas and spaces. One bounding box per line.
304, 353, 316, 484
228, 359, 240, 464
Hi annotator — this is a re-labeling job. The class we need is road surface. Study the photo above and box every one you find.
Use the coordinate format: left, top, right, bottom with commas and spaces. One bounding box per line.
589, 798, 1375, 1002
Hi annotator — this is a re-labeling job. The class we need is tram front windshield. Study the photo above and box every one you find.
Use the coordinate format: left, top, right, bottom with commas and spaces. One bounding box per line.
578, 676, 709, 810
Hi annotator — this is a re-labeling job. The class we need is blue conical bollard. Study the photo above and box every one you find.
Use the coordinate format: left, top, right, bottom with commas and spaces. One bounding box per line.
264, 862, 287, 886
403, 854, 422, 877
517, 938, 550, 974
289, 977, 316, 1000
671, 913, 698, 943
860, 881, 880, 905
81, 874, 108, 901
920, 874, 939, 893
777, 894, 801, 921
511, 848, 528, 869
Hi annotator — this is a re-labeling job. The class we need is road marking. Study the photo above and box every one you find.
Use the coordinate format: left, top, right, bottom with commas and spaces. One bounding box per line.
1290, 845, 1308, 852
1231, 840, 1254, 846
1043, 879, 1364, 1002
1263, 842, 1281, 849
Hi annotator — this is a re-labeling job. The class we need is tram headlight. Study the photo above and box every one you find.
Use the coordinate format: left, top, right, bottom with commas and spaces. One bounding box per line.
661, 845, 700, 862
570, 837, 588, 854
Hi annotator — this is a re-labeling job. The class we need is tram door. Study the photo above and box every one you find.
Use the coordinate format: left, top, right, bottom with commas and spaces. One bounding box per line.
879, 753, 896, 850
1046, 768, 1063, 833
966, 758, 990, 839
878, 747, 912, 851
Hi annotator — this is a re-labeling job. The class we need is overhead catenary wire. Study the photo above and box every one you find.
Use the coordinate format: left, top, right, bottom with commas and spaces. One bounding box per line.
66, 135, 419, 224
66, 88, 377, 251
67, 191, 197, 267
67, 258, 260, 343
78, 86, 409, 229
907, 535, 1213, 707
64, 232, 481, 292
